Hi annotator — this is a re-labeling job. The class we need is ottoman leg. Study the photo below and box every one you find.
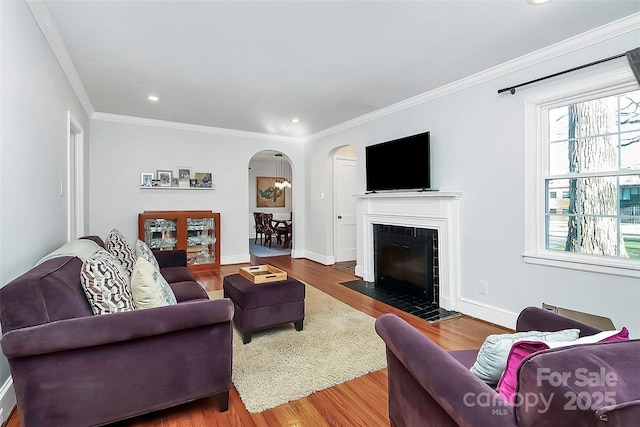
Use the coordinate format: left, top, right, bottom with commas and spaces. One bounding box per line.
294, 320, 304, 331
242, 331, 252, 344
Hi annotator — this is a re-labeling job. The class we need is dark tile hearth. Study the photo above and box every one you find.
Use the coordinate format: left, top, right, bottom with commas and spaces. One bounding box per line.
340, 279, 459, 322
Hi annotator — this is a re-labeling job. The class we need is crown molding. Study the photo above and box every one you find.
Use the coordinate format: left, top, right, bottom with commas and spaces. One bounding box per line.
26, 0, 638, 144
91, 112, 303, 143
26, 1, 95, 118
306, 12, 640, 142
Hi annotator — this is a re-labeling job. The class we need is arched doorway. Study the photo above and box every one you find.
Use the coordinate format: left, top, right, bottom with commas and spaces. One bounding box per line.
248, 150, 293, 257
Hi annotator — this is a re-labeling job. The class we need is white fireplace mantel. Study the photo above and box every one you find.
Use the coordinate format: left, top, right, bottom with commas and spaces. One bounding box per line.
356, 191, 461, 311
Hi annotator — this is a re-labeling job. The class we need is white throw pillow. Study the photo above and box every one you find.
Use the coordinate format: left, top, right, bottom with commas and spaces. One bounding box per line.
130, 257, 177, 309
81, 249, 136, 315
135, 239, 160, 270
469, 328, 581, 384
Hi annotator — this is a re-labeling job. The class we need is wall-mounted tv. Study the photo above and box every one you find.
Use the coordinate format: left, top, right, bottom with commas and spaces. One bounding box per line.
365, 131, 430, 192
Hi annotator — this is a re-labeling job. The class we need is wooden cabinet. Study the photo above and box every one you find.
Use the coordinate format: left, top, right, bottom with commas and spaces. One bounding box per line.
138, 210, 220, 272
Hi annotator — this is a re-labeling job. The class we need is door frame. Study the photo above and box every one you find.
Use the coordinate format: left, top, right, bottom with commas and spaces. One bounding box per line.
67, 111, 85, 241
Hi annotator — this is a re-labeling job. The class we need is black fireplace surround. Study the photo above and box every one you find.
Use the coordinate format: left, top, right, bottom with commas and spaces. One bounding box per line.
341, 223, 458, 322
373, 224, 438, 303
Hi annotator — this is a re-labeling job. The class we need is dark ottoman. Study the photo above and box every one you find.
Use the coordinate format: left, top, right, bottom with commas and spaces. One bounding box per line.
223, 273, 305, 344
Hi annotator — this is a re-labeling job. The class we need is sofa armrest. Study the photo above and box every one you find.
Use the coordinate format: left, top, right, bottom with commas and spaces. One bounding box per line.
153, 249, 187, 268
1, 298, 233, 358
516, 307, 601, 337
516, 340, 640, 427
375, 314, 515, 427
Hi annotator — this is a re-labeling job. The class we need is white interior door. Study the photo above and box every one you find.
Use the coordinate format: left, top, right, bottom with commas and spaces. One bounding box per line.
334, 157, 357, 262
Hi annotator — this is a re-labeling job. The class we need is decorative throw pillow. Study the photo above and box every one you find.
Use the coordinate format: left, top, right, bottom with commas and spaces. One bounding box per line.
469, 329, 581, 385
497, 327, 629, 403
130, 257, 177, 309
105, 229, 136, 277
80, 249, 136, 315
135, 239, 160, 270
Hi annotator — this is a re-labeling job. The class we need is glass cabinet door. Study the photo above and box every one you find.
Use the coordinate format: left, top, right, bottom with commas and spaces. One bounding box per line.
144, 218, 178, 250
186, 217, 217, 265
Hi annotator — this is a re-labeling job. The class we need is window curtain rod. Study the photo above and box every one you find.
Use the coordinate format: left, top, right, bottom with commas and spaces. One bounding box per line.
498, 48, 640, 95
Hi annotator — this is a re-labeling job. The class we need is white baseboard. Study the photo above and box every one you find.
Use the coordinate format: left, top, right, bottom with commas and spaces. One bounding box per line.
221, 253, 250, 265
0, 376, 16, 425
457, 298, 519, 330
290, 249, 304, 259
354, 265, 365, 278
300, 250, 334, 266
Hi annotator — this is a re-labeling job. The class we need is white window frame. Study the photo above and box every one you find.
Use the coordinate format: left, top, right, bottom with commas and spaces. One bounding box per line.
523, 67, 640, 278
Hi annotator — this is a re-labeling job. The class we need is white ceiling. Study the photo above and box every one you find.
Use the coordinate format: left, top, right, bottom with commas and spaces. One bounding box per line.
41, 0, 639, 138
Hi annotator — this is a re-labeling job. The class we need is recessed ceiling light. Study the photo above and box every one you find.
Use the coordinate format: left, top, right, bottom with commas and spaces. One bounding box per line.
148, 95, 159, 102
291, 118, 300, 123
527, 0, 552, 5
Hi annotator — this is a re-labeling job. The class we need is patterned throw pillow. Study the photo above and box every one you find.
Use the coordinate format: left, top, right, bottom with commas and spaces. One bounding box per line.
135, 239, 160, 270
105, 229, 136, 277
130, 257, 177, 309
81, 249, 136, 315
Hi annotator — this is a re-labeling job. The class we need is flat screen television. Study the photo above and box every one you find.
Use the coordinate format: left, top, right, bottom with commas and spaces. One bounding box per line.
365, 131, 431, 192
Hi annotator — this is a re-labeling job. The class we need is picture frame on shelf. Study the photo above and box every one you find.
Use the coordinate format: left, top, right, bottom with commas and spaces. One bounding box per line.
140, 172, 154, 187
171, 177, 179, 187
195, 172, 213, 188
156, 169, 172, 187
176, 166, 192, 187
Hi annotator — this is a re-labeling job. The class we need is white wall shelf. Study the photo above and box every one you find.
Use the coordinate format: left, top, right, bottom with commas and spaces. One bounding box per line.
139, 186, 215, 190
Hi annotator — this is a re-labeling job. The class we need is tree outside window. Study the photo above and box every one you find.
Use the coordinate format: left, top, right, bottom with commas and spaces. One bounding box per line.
545, 90, 640, 259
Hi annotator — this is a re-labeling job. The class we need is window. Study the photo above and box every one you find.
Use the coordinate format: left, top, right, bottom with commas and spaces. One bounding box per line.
524, 68, 640, 277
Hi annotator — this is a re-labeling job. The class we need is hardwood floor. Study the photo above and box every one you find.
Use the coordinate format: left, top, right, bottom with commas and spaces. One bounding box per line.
5, 256, 510, 427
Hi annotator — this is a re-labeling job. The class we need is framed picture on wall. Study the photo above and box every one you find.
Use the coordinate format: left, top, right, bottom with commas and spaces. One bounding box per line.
156, 170, 172, 187
257, 176, 285, 208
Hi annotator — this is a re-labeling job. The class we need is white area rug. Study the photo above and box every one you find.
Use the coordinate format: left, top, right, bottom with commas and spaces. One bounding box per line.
209, 284, 387, 413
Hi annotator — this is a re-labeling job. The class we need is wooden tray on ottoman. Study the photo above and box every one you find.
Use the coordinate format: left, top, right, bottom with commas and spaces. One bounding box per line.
239, 265, 288, 284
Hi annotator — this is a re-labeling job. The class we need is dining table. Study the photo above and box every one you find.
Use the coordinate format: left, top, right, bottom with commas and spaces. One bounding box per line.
271, 219, 292, 248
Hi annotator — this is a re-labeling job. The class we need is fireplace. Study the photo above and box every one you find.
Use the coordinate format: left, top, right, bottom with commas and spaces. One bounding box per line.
373, 224, 438, 303
356, 192, 461, 311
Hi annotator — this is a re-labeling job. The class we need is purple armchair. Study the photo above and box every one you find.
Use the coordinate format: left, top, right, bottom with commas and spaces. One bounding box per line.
0, 242, 233, 426
375, 308, 640, 427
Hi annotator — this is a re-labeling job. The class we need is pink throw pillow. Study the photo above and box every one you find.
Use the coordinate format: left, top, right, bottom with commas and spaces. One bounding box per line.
497, 327, 629, 403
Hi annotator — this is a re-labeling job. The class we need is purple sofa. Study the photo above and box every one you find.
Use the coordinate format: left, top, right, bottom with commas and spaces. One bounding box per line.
0, 237, 233, 427
375, 308, 640, 427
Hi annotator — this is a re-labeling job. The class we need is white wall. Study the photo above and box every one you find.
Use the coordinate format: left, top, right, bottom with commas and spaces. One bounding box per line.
89, 119, 305, 264
0, 0, 90, 417
305, 27, 640, 334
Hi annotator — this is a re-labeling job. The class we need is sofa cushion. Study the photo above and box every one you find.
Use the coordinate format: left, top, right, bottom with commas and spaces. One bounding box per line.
105, 229, 136, 277
497, 327, 629, 403
80, 249, 136, 315
469, 328, 580, 385
168, 281, 209, 302
159, 266, 196, 284
131, 257, 177, 309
